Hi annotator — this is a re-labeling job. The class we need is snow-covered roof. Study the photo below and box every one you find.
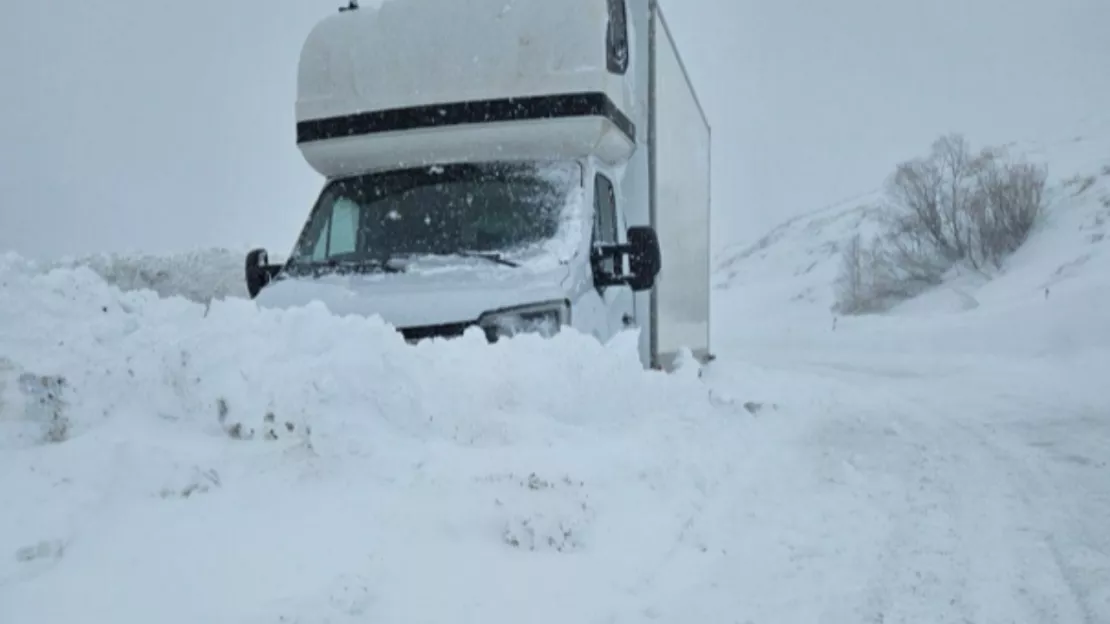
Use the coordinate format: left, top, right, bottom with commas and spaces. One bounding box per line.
293, 0, 636, 177
297, 0, 626, 122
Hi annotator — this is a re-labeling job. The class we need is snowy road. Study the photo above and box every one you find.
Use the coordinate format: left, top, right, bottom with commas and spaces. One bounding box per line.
698, 351, 1110, 623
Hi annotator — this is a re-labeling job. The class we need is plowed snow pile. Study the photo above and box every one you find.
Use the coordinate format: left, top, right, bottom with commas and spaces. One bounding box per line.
0, 255, 742, 623
48, 248, 256, 302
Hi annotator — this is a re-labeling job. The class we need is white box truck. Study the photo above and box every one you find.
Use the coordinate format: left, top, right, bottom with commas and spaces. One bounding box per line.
246, 0, 713, 371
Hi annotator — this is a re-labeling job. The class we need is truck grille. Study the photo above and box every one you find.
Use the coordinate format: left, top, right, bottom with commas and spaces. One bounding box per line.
399, 321, 486, 344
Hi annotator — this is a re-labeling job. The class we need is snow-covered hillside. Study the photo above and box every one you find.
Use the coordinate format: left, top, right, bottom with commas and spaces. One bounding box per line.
714, 119, 1110, 354
3, 124, 1109, 623
698, 124, 1110, 623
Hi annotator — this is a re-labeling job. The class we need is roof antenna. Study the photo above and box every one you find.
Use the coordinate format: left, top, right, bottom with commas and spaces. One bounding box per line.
339, 0, 358, 11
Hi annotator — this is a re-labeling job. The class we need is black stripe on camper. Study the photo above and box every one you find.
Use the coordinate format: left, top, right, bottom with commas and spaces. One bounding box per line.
296, 92, 635, 145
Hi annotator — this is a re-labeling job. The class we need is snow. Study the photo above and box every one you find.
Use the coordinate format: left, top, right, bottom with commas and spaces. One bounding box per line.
0, 255, 745, 623
700, 122, 1110, 621
4, 124, 1110, 621
714, 120, 1110, 351
4, 120, 1110, 624
252, 264, 573, 330
48, 248, 257, 303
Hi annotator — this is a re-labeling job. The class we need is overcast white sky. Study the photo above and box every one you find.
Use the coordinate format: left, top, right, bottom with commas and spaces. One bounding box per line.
1, 0, 1107, 260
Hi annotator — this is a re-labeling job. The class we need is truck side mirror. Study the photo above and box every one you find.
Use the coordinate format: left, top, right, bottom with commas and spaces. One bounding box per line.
625, 226, 662, 291
591, 226, 663, 293
245, 248, 277, 299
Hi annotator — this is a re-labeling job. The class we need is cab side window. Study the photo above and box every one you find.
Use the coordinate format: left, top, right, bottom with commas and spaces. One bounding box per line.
606, 0, 629, 75
329, 198, 359, 256
309, 196, 360, 261
593, 173, 619, 275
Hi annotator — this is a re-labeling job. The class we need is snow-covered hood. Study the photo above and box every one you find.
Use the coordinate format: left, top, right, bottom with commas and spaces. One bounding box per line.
253, 261, 573, 328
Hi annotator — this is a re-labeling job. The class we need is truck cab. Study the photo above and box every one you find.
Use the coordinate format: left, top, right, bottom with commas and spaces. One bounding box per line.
252, 156, 658, 345
246, 0, 712, 370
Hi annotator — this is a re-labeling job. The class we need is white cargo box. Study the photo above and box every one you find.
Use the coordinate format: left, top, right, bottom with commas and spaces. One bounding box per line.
648, 3, 712, 368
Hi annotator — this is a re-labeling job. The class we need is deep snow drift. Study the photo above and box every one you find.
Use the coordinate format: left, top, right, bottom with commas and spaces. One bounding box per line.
0, 254, 745, 623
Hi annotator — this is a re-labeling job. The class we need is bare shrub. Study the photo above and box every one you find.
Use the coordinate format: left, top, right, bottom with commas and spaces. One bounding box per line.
834, 133, 1047, 314
968, 159, 1046, 269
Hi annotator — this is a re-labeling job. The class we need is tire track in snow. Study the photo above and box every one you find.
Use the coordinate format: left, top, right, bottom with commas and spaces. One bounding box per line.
948, 410, 1110, 624
757, 358, 1109, 624
817, 411, 977, 624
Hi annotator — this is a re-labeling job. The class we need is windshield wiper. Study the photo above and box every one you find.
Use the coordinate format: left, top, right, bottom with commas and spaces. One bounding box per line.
456, 251, 521, 268
326, 257, 406, 274
286, 257, 405, 276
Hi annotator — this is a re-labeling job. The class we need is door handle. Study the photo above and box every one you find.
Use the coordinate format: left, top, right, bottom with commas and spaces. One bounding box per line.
622, 314, 635, 327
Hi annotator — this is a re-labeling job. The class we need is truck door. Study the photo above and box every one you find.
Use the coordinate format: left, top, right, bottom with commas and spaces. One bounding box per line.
593, 172, 636, 338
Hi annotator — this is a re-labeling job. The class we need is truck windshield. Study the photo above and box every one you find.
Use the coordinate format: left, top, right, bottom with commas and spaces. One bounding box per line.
288, 160, 582, 271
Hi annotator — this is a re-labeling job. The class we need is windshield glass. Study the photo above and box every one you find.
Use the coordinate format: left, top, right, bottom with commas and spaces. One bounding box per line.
288, 160, 584, 272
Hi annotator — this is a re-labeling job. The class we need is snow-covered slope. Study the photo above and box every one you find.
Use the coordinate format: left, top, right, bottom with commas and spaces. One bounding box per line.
689, 124, 1110, 624
714, 190, 885, 310
714, 119, 1110, 355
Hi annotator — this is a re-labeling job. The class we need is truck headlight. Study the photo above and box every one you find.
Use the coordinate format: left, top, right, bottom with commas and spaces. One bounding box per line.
478, 300, 570, 342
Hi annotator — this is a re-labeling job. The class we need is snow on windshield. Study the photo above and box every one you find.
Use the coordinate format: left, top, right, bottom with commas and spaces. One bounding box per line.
288, 160, 586, 274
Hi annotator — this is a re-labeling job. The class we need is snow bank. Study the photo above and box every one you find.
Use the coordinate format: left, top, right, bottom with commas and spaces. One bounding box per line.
42, 248, 254, 303
0, 254, 743, 623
